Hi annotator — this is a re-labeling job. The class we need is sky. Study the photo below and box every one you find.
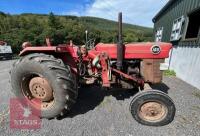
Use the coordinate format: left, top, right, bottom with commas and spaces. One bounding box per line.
0, 0, 168, 27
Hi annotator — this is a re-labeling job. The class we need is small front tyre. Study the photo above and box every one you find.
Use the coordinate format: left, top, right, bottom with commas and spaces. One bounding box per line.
130, 90, 175, 126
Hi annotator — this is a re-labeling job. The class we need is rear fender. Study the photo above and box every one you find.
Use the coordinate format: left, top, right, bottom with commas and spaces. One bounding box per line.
19, 46, 78, 74
19, 46, 57, 56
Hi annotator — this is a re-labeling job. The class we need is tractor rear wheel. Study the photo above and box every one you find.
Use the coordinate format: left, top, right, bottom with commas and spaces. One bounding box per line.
129, 90, 175, 126
10, 53, 78, 118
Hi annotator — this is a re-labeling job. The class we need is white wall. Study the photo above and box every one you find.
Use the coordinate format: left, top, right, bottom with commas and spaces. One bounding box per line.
169, 45, 200, 89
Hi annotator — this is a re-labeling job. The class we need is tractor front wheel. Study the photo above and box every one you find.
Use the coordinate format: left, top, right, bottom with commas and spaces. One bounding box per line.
129, 90, 175, 126
10, 53, 78, 119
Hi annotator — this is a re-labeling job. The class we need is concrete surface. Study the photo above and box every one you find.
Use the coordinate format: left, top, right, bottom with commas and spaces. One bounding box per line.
0, 60, 200, 136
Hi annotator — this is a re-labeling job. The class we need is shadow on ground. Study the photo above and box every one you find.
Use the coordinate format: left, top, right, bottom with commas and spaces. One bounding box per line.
66, 86, 138, 118
151, 82, 170, 94
58, 82, 170, 119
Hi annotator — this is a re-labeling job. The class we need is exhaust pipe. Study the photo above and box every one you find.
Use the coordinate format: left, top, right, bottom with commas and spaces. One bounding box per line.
117, 12, 124, 70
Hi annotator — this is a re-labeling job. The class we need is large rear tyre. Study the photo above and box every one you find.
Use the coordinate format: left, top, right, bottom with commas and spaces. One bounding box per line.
10, 53, 78, 118
130, 90, 175, 126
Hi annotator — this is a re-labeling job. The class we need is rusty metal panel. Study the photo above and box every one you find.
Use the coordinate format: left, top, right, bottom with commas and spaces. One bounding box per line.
141, 59, 164, 84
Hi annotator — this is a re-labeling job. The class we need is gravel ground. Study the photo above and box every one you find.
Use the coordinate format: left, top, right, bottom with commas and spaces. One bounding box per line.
0, 60, 200, 136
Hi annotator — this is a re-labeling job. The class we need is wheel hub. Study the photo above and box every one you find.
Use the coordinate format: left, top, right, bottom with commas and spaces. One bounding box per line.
139, 102, 167, 122
29, 77, 53, 101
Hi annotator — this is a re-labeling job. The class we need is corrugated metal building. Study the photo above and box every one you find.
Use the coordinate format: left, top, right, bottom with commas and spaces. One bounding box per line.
153, 0, 200, 89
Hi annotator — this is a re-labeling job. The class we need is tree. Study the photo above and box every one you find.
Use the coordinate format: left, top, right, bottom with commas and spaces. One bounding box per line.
124, 32, 138, 43
48, 12, 62, 29
0, 11, 153, 53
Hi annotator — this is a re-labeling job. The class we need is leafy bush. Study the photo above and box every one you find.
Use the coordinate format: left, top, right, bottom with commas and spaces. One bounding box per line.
164, 70, 176, 76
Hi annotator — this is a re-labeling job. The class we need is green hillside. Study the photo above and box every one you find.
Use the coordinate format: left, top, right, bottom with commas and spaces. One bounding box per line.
0, 12, 153, 53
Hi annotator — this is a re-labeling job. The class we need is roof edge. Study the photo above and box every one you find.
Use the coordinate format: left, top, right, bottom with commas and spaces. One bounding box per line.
153, 0, 176, 23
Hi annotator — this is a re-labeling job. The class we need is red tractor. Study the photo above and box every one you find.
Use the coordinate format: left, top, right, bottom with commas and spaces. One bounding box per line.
10, 13, 175, 126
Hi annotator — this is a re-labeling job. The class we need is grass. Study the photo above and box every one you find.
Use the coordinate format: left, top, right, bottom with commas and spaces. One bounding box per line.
191, 105, 200, 111
163, 70, 176, 76
12, 54, 20, 59
192, 91, 200, 100
98, 96, 112, 108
